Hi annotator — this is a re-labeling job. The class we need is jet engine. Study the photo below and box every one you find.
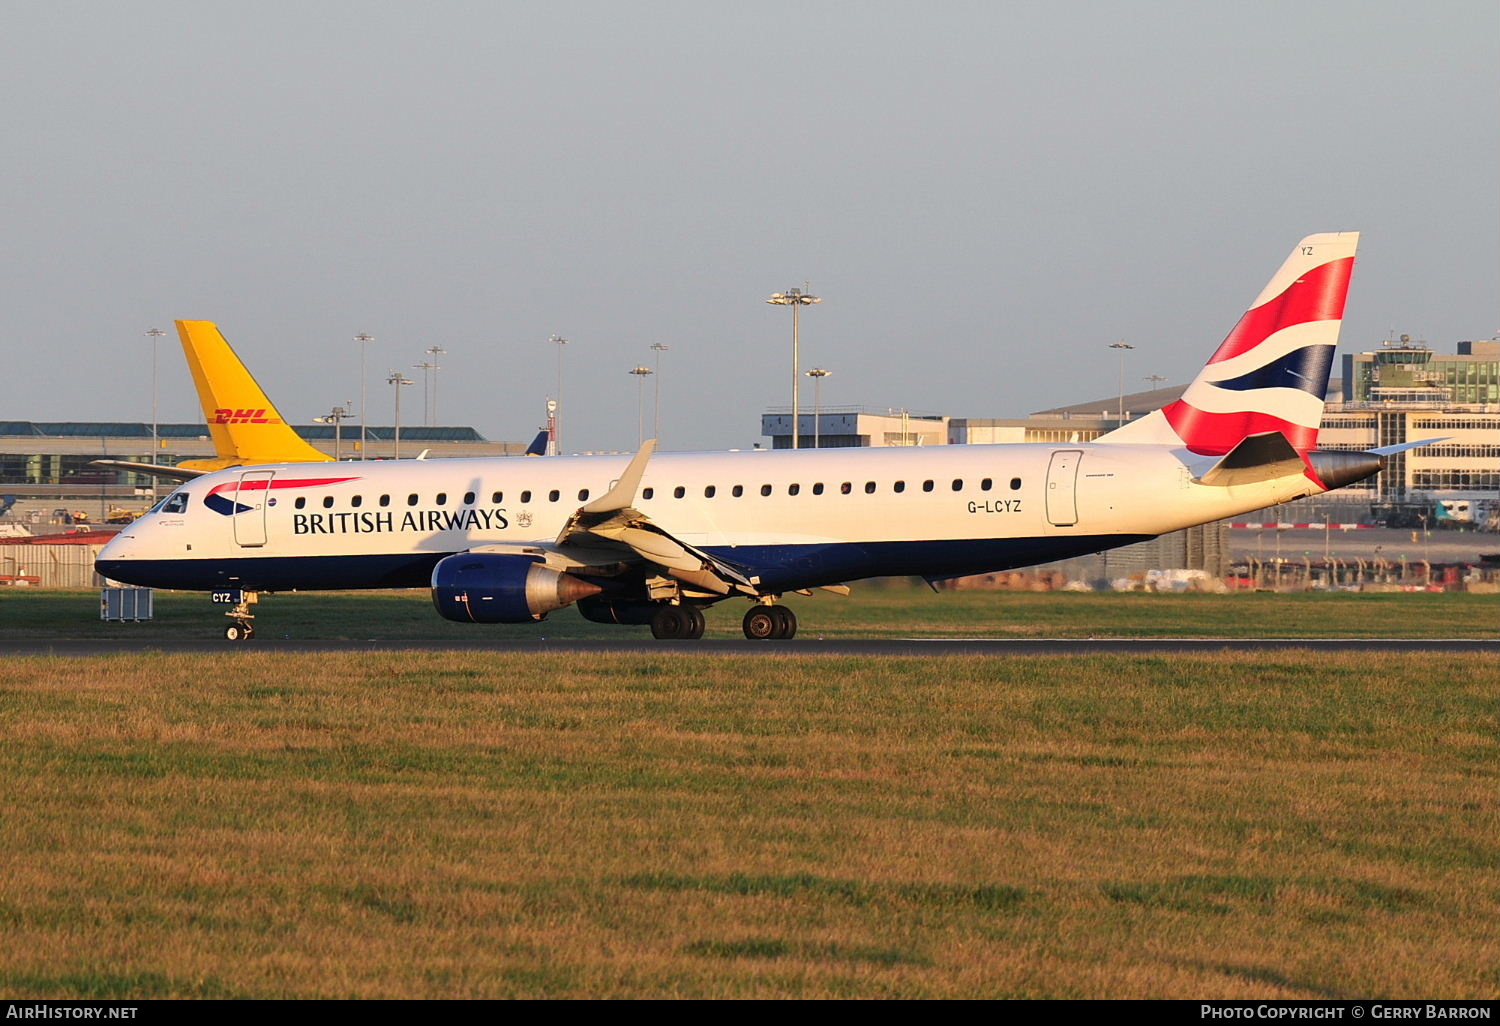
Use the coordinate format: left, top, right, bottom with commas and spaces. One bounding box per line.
431, 553, 602, 624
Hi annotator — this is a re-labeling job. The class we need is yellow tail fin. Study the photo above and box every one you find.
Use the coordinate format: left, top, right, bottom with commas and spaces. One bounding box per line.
175, 320, 332, 469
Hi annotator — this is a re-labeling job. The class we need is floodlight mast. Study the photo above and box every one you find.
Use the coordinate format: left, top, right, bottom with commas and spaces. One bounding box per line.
1108, 341, 1136, 424
766, 286, 821, 449
353, 333, 375, 459
628, 366, 653, 445
144, 328, 166, 502
806, 367, 831, 448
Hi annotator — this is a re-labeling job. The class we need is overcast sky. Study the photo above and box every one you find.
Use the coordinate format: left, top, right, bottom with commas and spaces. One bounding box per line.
3, 1, 1495, 452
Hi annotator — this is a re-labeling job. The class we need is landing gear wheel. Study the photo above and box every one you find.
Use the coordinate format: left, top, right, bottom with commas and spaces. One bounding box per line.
744, 605, 796, 640
650, 605, 704, 640
225, 622, 252, 642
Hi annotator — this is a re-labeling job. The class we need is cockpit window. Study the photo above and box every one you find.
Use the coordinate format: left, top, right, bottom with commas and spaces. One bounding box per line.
160, 492, 188, 514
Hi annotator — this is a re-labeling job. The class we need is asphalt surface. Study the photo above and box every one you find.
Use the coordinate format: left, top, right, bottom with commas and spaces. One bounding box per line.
7, 637, 1496, 656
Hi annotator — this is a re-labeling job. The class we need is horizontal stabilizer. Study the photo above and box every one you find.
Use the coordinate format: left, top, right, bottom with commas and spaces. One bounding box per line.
1368, 436, 1448, 457
1194, 431, 1304, 487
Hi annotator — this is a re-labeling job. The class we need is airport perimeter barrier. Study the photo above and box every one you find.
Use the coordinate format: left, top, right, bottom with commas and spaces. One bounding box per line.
0, 536, 109, 588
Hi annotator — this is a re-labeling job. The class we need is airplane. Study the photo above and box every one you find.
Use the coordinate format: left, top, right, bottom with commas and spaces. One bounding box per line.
94, 321, 550, 484
93, 320, 334, 482
98, 232, 1399, 642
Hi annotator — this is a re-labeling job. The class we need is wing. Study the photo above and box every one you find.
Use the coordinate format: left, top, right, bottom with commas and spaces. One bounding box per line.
90, 459, 205, 482
550, 441, 760, 596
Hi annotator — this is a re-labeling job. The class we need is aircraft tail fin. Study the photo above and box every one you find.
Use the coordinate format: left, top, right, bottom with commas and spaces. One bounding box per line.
1097, 232, 1359, 455
175, 320, 332, 468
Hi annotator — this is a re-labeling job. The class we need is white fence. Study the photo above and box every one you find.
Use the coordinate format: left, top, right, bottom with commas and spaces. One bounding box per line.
0, 543, 106, 588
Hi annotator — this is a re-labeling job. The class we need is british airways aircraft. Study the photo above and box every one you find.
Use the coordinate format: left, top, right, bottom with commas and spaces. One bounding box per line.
97, 233, 1393, 641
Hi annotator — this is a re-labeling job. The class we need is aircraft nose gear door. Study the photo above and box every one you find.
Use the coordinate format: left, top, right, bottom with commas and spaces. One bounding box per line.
233, 470, 275, 547
1045, 450, 1082, 527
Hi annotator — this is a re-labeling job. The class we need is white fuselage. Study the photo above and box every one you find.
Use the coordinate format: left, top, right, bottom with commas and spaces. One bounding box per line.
97, 442, 1322, 595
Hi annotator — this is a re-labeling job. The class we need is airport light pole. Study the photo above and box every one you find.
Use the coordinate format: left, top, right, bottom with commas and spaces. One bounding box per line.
649, 342, 669, 444
767, 286, 821, 449
423, 345, 446, 425
354, 333, 375, 459
1109, 341, 1135, 424
628, 366, 653, 446
387, 371, 413, 459
315, 402, 353, 461
806, 367, 831, 448
145, 327, 166, 501
550, 334, 568, 455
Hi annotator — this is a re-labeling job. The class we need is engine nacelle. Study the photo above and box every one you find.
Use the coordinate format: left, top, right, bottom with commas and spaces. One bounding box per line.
431, 553, 602, 624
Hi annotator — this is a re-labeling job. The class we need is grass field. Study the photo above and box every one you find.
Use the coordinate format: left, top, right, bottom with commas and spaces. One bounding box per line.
1, 647, 1494, 998
2, 583, 1496, 641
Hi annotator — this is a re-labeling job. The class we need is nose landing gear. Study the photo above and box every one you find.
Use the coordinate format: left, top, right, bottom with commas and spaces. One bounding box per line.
220, 591, 258, 641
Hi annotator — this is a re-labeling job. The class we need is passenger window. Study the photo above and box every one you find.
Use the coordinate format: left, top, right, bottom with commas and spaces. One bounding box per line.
674, 486, 685, 499
491, 491, 503, 503
704, 485, 716, 498
760, 484, 772, 497
323, 496, 335, 508
922, 480, 934, 492
788, 483, 800, 496
351, 495, 362, 508
436, 492, 448, 505
981, 478, 992, 491
464, 491, 476, 505
840, 482, 852, 495
894, 481, 905, 493
642, 487, 654, 500
549, 490, 560, 502
578, 489, 590, 501
732, 485, 743, 497
407, 494, 419, 506
1010, 477, 1022, 490
952, 479, 963, 491
812, 482, 824, 495
864, 481, 876, 494
520, 490, 532, 503
294, 497, 306, 510
379, 495, 391, 507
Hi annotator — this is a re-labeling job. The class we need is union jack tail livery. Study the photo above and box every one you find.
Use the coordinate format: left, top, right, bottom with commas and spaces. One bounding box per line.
1099, 232, 1358, 455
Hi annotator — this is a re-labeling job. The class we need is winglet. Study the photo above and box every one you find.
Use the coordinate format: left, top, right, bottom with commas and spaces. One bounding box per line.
581, 440, 656, 514
524, 430, 550, 456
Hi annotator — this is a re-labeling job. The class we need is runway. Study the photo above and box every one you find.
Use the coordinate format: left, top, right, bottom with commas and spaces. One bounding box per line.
8, 637, 1497, 657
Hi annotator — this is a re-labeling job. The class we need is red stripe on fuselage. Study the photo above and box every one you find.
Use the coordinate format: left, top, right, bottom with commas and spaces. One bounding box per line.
206, 476, 360, 496
1204, 256, 1354, 366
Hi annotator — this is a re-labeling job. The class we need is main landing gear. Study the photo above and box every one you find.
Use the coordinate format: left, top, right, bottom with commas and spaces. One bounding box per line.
742, 603, 796, 640
649, 603, 706, 640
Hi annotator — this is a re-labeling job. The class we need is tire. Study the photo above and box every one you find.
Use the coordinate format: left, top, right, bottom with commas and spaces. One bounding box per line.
650, 605, 690, 640
225, 622, 247, 642
742, 607, 778, 640
770, 605, 798, 640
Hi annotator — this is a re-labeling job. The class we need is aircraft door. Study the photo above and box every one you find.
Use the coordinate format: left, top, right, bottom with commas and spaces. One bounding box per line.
1045, 450, 1082, 527
233, 470, 275, 547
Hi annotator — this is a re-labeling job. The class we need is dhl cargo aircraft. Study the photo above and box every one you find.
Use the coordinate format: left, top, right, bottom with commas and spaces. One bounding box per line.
94, 320, 335, 481
98, 233, 1409, 641
95, 321, 547, 484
